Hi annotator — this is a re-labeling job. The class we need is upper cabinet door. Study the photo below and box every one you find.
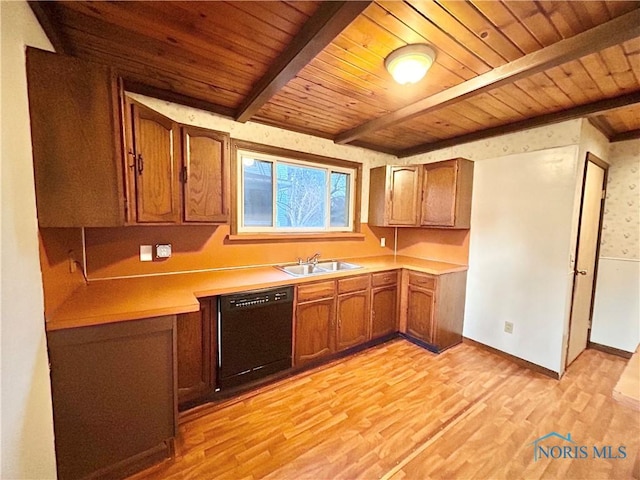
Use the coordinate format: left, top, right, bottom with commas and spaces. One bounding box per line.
421, 158, 474, 229
388, 166, 420, 225
182, 127, 230, 223
26, 48, 125, 227
128, 101, 181, 223
421, 161, 457, 227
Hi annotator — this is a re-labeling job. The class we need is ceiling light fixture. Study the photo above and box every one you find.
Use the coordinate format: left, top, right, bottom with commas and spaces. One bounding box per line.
385, 44, 437, 85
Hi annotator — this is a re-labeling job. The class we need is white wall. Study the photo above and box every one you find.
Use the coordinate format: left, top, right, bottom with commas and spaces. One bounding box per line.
591, 139, 640, 353
1, 1, 57, 478
463, 146, 580, 373
403, 120, 586, 373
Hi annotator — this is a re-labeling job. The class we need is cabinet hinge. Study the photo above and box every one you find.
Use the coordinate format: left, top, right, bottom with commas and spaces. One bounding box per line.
181, 166, 188, 183
602, 189, 606, 200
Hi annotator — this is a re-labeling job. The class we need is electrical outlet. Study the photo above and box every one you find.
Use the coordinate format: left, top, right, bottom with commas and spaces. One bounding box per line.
380, 237, 386, 247
156, 244, 172, 259
504, 321, 514, 334
140, 245, 153, 262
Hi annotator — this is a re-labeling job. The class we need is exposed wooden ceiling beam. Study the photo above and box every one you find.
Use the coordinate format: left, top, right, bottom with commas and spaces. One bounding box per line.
588, 116, 615, 138
235, 1, 372, 123
397, 91, 640, 158
28, 1, 68, 54
335, 8, 640, 145
611, 129, 640, 143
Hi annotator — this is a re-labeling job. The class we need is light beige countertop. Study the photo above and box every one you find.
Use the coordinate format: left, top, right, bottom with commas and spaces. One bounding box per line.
47, 255, 467, 331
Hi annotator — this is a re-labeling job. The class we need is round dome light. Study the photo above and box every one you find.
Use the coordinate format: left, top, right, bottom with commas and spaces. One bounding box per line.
385, 44, 437, 85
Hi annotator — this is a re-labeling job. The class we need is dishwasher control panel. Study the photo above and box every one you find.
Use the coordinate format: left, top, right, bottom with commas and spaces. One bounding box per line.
226, 288, 291, 309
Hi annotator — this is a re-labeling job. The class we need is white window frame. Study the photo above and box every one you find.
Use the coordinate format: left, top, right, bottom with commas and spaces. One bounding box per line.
237, 149, 356, 234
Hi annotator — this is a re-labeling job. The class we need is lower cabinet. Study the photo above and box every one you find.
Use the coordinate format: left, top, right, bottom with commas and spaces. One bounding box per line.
336, 275, 370, 351
370, 271, 399, 339
294, 280, 336, 366
47, 316, 177, 480
177, 298, 216, 408
405, 270, 467, 351
406, 284, 435, 343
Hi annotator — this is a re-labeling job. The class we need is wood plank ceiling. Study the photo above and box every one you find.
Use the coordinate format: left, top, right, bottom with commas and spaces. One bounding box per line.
32, 1, 640, 157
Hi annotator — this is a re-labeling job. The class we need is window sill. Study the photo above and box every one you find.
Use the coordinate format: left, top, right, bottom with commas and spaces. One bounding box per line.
227, 232, 366, 242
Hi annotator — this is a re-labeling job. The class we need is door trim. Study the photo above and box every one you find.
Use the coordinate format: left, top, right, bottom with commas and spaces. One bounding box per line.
564, 152, 608, 369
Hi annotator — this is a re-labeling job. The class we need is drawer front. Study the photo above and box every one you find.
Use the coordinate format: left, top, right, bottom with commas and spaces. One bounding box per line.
408, 272, 436, 290
337, 275, 370, 295
297, 280, 336, 303
372, 270, 398, 288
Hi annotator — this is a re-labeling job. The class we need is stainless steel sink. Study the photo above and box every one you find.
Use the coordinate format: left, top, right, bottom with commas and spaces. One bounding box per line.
315, 261, 362, 272
276, 264, 330, 277
275, 260, 362, 277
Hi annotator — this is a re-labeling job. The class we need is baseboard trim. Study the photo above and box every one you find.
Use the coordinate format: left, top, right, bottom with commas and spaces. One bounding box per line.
463, 337, 560, 380
588, 341, 633, 359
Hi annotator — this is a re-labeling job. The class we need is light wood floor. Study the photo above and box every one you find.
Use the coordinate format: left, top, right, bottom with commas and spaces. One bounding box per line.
130, 339, 639, 480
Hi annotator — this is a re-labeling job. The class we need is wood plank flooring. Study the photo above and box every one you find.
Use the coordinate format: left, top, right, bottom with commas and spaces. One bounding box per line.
129, 340, 639, 480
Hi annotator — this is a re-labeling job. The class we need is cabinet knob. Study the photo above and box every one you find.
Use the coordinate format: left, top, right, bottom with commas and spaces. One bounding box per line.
576, 270, 587, 276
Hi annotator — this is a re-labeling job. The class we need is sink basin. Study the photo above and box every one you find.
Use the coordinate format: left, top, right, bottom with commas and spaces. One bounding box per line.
315, 261, 362, 272
276, 264, 329, 277
275, 260, 362, 277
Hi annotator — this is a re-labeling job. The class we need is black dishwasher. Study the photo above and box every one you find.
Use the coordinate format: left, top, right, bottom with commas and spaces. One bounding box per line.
218, 286, 293, 389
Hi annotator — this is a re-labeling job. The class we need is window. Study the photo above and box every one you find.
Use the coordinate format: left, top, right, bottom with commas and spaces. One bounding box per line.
237, 147, 357, 234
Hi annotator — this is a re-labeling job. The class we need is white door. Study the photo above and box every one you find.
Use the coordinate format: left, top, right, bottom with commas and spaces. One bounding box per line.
566, 158, 606, 367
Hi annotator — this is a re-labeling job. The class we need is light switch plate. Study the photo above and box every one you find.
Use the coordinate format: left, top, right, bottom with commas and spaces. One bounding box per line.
140, 245, 153, 262
156, 244, 172, 259
380, 237, 386, 247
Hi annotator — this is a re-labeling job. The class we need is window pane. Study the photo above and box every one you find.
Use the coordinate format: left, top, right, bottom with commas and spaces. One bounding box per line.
276, 163, 326, 228
243, 158, 273, 226
330, 172, 350, 227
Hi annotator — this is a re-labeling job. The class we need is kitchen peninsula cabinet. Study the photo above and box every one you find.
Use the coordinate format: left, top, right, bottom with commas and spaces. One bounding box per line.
370, 271, 399, 339
124, 100, 231, 224
294, 280, 336, 366
177, 298, 216, 408
26, 47, 126, 227
405, 270, 467, 351
336, 275, 370, 351
368, 158, 473, 229
47, 316, 177, 480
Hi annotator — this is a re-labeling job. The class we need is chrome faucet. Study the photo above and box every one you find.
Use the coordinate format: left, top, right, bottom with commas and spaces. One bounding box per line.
306, 252, 321, 264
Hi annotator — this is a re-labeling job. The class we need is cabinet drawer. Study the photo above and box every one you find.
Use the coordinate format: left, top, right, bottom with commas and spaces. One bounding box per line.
337, 275, 369, 295
297, 280, 336, 303
408, 272, 436, 290
372, 271, 398, 288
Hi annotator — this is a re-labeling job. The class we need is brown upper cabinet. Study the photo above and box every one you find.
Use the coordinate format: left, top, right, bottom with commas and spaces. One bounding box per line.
125, 99, 181, 223
420, 159, 474, 229
182, 127, 230, 223
27, 48, 126, 227
368, 159, 474, 229
369, 165, 421, 226
124, 98, 231, 224
26, 48, 230, 227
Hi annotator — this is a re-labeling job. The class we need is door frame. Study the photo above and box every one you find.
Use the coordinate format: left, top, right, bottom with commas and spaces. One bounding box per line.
564, 152, 609, 370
